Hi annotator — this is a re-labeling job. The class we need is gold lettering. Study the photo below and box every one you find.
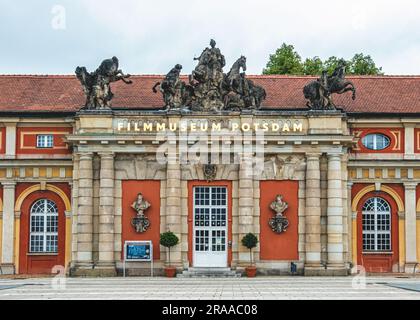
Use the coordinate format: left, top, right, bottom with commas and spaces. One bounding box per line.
143, 123, 153, 131
293, 122, 303, 132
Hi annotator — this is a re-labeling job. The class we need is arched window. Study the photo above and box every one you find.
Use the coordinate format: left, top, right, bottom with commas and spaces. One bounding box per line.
362, 197, 391, 252
361, 133, 391, 150
29, 199, 59, 253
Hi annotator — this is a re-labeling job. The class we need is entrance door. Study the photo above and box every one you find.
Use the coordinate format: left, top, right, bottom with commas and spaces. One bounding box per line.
193, 186, 228, 267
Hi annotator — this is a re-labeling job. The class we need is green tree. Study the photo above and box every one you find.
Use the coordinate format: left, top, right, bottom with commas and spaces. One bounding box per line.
323, 56, 349, 75
348, 53, 383, 75
160, 231, 179, 266
263, 43, 303, 75
241, 233, 259, 266
263, 44, 384, 75
302, 56, 324, 75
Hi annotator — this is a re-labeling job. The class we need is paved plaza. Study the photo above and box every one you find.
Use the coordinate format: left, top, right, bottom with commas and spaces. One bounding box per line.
0, 276, 419, 300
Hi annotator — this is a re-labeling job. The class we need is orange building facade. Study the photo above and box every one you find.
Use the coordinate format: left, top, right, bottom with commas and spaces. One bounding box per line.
0, 75, 419, 276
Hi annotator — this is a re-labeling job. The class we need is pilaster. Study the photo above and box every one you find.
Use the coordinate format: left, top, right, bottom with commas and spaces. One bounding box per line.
326, 153, 346, 273
97, 152, 116, 275
0, 182, 16, 274
404, 182, 418, 271
304, 153, 322, 274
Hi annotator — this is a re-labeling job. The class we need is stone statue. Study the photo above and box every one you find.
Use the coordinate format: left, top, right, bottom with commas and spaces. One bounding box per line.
303, 61, 356, 110
153, 64, 193, 110
269, 195, 290, 234
131, 193, 151, 233
154, 40, 266, 113
75, 56, 132, 110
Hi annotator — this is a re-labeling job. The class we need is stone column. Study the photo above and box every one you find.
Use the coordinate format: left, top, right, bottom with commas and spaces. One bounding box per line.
166, 152, 182, 267
347, 182, 354, 267
404, 182, 418, 271
97, 152, 116, 274
304, 153, 322, 272
74, 152, 94, 270
238, 153, 254, 264
0, 182, 16, 274
327, 154, 346, 273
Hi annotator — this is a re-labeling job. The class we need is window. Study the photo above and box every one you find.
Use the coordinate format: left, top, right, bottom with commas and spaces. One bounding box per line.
362, 197, 391, 252
29, 199, 59, 253
36, 135, 54, 148
361, 133, 390, 150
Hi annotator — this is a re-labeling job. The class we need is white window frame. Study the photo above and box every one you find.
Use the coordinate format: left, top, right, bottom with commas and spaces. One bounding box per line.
361, 133, 390, 150
36, 134, 54, 148
29, 199, 59, 253
362, 197, 392, 252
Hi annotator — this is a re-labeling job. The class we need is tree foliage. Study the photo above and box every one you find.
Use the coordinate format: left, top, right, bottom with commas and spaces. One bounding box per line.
263, 43, 303, 75
263, 43, 383, 76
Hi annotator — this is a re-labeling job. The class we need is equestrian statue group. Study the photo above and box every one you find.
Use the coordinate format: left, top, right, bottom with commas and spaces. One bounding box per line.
152, 39, 267, 112
75, 40, 356, 112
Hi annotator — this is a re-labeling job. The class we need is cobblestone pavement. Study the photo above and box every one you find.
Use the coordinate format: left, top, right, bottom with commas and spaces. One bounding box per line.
0, 276, 419, 300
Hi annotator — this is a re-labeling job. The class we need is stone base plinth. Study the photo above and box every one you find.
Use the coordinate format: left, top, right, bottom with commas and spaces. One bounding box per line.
0, 263, 15, 275
69, 265, 117, 277
404, 263, 419, 274
304, 266, 349, 276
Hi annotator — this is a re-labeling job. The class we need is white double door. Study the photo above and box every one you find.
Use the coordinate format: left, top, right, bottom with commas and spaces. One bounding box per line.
193, 186, 228, 268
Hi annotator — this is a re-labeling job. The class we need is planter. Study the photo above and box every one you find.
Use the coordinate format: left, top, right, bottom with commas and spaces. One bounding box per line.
164, 267, 177, 278
245, 266, 257, 278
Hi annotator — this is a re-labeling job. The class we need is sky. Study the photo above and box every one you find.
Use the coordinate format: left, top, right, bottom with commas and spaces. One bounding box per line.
1, 0, 420, 75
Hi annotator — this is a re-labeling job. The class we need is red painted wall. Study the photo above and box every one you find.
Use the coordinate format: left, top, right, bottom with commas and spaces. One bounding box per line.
188, 181, 233, 267
352, 183, 402, 273
259, 181, 299, 261
121, 180, 161, 260
0, 127, 5, 154
19, 190, 66, 274
351, 128, 405, 154
415, 129, 420, 153
16, 127, 72, 155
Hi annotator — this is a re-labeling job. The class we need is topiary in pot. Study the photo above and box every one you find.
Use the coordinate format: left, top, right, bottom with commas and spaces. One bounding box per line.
160, 231, 179, 277
241, 233, 259, 277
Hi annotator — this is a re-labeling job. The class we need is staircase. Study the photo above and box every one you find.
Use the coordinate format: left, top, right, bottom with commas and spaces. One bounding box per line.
177, 267, 242, 278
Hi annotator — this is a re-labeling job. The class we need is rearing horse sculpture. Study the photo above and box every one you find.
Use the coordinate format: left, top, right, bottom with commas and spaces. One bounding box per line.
303, 64, 356, 110
224, 56, 247, 95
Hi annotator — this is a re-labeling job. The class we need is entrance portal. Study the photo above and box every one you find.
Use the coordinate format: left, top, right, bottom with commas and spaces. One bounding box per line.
193, 186, 228, 267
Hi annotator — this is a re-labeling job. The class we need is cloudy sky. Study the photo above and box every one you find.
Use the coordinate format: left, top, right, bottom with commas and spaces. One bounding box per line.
1, 0, 420, 75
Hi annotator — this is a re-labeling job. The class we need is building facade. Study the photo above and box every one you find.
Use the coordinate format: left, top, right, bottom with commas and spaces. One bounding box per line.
0, 74, 419, 276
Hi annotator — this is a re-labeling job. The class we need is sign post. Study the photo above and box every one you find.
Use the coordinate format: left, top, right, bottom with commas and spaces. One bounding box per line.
123, 241, 153, 277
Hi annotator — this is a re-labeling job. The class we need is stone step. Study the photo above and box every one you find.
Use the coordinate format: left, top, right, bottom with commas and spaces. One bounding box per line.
177, 267, 242, 278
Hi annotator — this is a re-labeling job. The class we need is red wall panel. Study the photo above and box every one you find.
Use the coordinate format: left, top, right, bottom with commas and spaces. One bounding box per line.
16, 127, 72, 155
351, 128, 405, 154
259, 181, 299, 261
0, 127, 5, 154
415, 129, 420, 153
121, 180, 161, 260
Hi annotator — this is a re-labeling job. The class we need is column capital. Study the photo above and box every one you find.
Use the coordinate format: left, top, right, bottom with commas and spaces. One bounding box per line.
403, 182, 418, 190
347, 182, 354, 188
98, 152, 115, 158
1, 181, 16, 188
306, 152, 322, 159
77, 152, 94, 158
398, 211, 405, 220
327, 153, 343, 159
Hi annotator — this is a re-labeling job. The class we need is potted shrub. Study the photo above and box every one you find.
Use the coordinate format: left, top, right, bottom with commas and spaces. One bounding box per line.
160, 231, 179, 277
241, 233, 258, 277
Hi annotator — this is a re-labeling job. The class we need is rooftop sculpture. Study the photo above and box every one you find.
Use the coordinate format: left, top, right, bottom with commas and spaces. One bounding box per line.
75, 56, 132, 110
303, 61, 356, 110
153, 39, 267, 112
